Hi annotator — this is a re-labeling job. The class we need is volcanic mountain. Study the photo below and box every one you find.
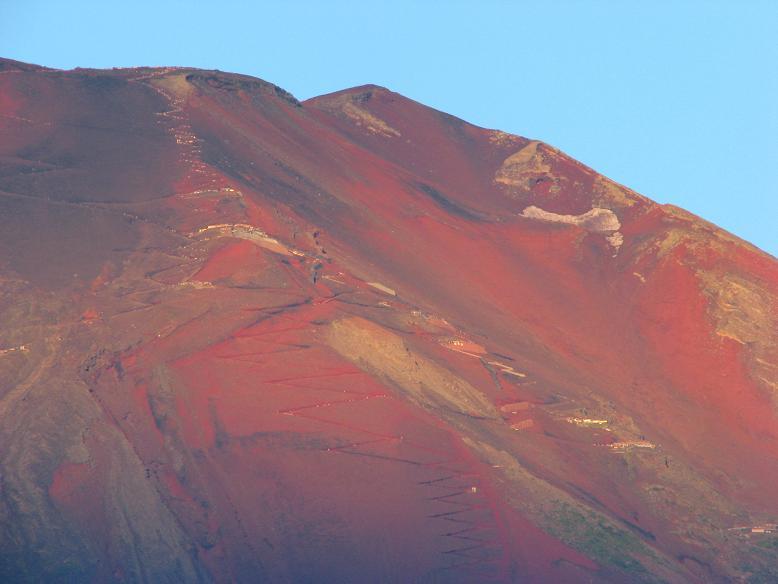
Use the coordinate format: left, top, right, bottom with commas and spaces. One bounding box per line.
1, 57, 776, 583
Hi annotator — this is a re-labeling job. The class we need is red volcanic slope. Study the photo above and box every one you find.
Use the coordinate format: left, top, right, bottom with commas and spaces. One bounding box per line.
0, 58, 777, 583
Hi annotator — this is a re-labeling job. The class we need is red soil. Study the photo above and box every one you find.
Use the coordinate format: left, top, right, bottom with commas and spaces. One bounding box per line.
1, 59, 776, 583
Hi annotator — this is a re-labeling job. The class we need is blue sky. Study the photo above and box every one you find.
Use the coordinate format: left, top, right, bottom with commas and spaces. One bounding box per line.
2, 1, 776, 255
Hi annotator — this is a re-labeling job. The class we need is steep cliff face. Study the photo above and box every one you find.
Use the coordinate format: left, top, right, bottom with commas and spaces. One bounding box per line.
1, 58, 776, 583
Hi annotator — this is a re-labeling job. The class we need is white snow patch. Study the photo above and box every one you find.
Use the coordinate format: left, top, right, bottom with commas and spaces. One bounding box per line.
367, 282, 396, 296
521, 205, 623, 253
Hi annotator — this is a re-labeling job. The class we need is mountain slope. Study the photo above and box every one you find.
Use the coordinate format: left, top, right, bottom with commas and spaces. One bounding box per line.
0, 59, 776, 583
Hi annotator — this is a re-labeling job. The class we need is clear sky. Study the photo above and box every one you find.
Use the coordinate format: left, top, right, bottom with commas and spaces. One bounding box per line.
2, 1, 776, 256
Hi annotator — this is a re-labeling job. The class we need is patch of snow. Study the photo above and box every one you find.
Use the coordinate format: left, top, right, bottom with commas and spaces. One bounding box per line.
521, 205, 620, 232
366, 281, 396, 296
195, 224, 305, 257
521, 205, 624, 253
0, 344, 29, 356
